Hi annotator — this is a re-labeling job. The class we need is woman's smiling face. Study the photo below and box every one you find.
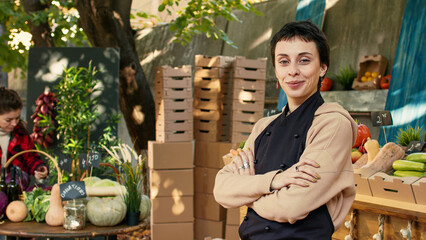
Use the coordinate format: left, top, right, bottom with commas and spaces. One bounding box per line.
275, 37, 327, 109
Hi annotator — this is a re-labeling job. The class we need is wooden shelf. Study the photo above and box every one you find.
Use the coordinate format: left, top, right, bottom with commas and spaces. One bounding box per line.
353, 194, 426, 223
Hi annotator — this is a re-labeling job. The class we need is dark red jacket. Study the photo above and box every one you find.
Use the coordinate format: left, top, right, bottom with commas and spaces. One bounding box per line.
0, 122, 47, 175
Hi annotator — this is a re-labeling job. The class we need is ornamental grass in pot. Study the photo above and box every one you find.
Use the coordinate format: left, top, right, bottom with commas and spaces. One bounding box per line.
103, 144, 145, 226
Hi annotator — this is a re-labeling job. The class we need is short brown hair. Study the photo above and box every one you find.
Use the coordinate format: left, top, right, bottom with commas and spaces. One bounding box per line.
0, 87, 23, 115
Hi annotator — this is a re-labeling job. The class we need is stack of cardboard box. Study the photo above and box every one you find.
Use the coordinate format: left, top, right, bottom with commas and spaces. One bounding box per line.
155, 65, 193, 142
148, 141, 195, 240
230, 56, 267, 144
194, 141, 236, 239
193, 55, 234, 142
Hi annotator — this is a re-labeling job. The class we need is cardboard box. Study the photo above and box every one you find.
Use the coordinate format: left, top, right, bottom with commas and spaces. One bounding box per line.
195, 67, 230, 78
194, 108, 222, 121
151, 222, 194, 240
225, 224, 240, 240
231, 109, 263, 123
194, 119, 223, 132
195, 141, 236, 169
233, 78, 265, 91
195, 193, 226, 221
148, 141, 194, 169
353, 172, 372, 196
194, 98, 223, 111
233, 67, 266, 80
233, 56, 267, 69
155, 76, 192, 88
155, 98, 193, 112
195, 55, 234, 68
156, 119, 193, 132
155, 86, 192, 99
194, 77, 229, 89
226, 208, 241, 225
230, 120, 255, 133
194, 87, 224, 99
352, 54, 388, 90
156, 65, 192, 77
232, 88, 265, 102
151, 196, 194, 223
156, 108, 193, 121
231, 132, 251, 145
156, 130, 194, 143
411, 177, 426, 205
195, 218, 225, 240
194, 167, 219, 194
232, 99, 264, 112
195, 129, 221, 142
368, 172, 419, 203
150, 169, 194, 198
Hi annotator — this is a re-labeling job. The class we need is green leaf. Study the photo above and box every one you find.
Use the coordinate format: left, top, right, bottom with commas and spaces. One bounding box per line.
158, 3, 166, 12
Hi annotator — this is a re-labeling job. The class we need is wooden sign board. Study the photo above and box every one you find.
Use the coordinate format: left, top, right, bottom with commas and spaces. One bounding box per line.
59, 181, 87, 201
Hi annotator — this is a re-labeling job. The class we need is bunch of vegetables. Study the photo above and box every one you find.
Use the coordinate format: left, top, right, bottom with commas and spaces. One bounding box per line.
22, 187, 50, 222
30, 87, 58, 149
392, 152, 426, 177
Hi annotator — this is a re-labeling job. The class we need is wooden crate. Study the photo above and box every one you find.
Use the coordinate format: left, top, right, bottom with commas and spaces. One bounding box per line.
233, 56, 267, 69
155, 76, 192, 89
233, 67, 266, 80
195, 55, 234, 68
232, 88, 265, 101
156, 130, 193, 142
155, 98, 193, 112
232, 99, 264, 112
156, 119, 193, 133
155, 87, 192, 99
155, 65, 192, 77
233, 78, 265, 91
195, 66, 230, 79
231, 109, 263, 123
194, 77, 229, 91
156, 108, 193, 121
194, 108, 223, 121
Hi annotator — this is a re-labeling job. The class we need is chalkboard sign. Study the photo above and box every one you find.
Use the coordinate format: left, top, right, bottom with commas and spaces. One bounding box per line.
371, 111, 393, 126
58, 154, 73, 172
406, 141, 426, 153
79, 152, 101, 170
59, 181, 87, 201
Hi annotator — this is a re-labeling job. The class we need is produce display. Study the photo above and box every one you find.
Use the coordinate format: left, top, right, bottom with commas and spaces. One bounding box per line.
360, 71, 378, 82
392, 153, 426, 177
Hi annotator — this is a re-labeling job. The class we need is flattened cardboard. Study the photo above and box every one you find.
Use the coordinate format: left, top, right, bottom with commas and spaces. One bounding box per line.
195, 141, 235, 169
225, 224, 240, 240
194, 167, 219, 194
156, 65, 192, 77
151, 196, 194, 223
195, 55, 234, 68
368, 172, 419, 203
234, 56, 267, 69
412, 177, 426, 205
195, 218, 225, 240
156, 130, 194, 143
150, 169, 194, 198
195, 193, 226, 221
148, 141, 194, 170
151, 222, 194, 240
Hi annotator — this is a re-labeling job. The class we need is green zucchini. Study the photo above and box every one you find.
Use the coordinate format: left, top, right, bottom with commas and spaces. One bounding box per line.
393, 170, 426, 178
405, 152, 426, 163
392, 160, 426, 171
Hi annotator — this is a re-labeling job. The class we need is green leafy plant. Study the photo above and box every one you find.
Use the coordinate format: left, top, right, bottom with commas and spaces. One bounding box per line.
332, 65, 358, 90
103, 144, 144, 213
395, 126, 424, 146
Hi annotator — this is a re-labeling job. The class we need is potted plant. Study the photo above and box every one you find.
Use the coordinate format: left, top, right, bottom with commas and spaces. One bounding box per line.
395, 125, 424, 147
332, 65, 358, 90
103, 144, 145, 226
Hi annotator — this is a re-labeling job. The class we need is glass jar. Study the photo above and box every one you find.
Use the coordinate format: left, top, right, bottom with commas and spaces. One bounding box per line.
63, 199, 86, 230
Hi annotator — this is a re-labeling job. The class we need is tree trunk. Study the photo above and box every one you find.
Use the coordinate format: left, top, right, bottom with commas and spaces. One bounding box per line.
74, 0, 155, 153
22, 0, 54, 47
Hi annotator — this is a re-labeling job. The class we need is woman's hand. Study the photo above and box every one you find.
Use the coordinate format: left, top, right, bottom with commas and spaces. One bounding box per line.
270, 160, 321, 190
230, 148, 255, 175
34, 165, 48, 180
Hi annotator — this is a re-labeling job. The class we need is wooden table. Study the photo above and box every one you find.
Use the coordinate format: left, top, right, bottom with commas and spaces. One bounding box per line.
0, 221, 147, 239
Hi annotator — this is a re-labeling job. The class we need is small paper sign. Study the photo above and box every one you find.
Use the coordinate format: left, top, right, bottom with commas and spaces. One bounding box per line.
78, 152, 101, 170
405, 141, 426, 153
58, 154, 73, 172
371, 111, 393, 126
59, 181, 87, 201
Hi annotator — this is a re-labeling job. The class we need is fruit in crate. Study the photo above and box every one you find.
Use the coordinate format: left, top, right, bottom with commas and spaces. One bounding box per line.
351, 149, 363, 163
360, 71, 379, 82
392, 152, 426, 177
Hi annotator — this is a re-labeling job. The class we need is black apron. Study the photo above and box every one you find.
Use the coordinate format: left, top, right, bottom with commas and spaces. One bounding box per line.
239, 91, 334, 240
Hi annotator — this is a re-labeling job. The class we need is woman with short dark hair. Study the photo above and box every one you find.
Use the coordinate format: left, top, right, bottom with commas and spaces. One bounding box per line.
214, 21, 357, 239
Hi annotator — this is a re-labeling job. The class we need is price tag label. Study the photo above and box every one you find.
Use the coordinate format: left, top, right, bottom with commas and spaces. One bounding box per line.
58, 154, 73, 172
371, 111, 393, 127
79, 152, 101, 170
59, 181, 87, 201
405, 141, 426, 154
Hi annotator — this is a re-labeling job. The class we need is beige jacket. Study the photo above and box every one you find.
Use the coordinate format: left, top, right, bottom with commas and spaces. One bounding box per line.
214, 102, 357, 231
